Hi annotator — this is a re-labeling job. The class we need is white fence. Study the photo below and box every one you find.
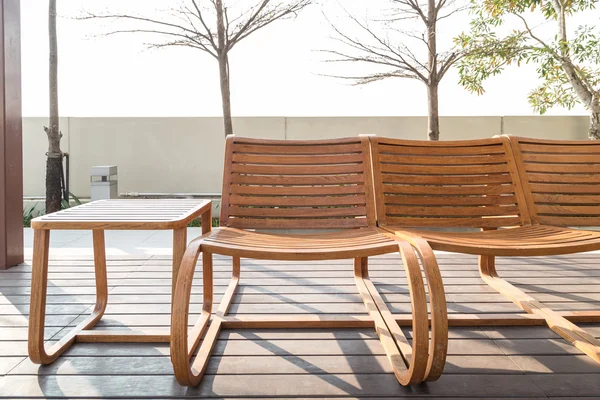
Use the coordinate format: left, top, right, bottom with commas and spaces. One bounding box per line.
23, 116, 590, 197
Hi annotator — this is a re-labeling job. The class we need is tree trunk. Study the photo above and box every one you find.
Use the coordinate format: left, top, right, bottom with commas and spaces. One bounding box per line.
218, 55, 233, 137
216, 0, 233, 137
427, 82, 440, 141
551, 0, 597, 141
46, 0, 62, 214
590, 96, 600, 140
426, 0, 439, 141
45, 157, 63, 212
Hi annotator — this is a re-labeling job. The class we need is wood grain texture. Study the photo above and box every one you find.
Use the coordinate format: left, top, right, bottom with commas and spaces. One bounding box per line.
0, 0, 24, 270
509, 136, 600, 228
3, 253, 600, 398
31, 199, 211, 230
371, 136, 600, 365
371, 136, 530, 229
171, 136, 449, 387
219, 136, 376, 230
27, 200, 212, 366
28, 230, 108, 364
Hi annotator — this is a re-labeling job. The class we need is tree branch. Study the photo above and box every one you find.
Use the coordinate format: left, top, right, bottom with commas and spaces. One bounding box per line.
229, 0, 311, 48
227, 0, 270, 47
323, 70, 422, 85
81, 12, 199, 37
102, 28, 218, 58
437, 4, 470, 21
392, 0, 429, 23
438, 51, 460, 78
190, 0, 218, 51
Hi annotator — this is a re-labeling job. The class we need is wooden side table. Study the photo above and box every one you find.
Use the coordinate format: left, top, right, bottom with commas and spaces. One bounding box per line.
28, 199, 212, 364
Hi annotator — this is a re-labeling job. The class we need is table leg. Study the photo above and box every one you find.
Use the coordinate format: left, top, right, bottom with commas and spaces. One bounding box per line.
28, 229, 108, 364
91, 230, 109, 318
201, 207, 212, 235
172, 227, 188, 306
28, 229, 51, 363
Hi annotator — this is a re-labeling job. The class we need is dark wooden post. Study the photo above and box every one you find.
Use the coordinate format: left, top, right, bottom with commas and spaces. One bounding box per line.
0, 0, 23, 269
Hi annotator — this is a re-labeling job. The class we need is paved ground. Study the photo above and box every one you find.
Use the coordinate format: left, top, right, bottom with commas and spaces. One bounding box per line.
23, 227, 206, 258
0, 229, 598, 398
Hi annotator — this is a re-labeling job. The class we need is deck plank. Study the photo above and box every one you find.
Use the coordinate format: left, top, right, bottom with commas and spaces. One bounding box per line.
0, 374, 546, 398
0, 252, 598, 398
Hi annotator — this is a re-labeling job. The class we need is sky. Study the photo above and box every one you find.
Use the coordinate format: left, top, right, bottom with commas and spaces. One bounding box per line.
20, 0, 599, 117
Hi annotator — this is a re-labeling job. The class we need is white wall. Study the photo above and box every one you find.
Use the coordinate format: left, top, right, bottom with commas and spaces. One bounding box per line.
23, 116, 590, 197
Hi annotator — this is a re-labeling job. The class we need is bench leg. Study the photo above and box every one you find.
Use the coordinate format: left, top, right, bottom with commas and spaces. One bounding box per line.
479, 254, 600, 363
171, 234, 222, 386
171, 241, 447, 387
180, 256, 240, 384
408, 236, 448, 381
354, 239, 448, 385
354, 255, 425, 385
217, 257, 240, 318
28, 229, 108, 364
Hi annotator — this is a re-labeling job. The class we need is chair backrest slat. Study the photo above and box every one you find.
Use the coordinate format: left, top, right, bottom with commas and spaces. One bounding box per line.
371, 136, 530, 229
220, 136, 376, 230
508, 136, 600, 227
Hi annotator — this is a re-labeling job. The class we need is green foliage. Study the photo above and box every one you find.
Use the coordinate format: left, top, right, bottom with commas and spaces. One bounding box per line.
61, 192, 83, 210
187, 218, 220, 227
456, 0, 600, 114
23, 203, 42, 228
24, 193, 84, 227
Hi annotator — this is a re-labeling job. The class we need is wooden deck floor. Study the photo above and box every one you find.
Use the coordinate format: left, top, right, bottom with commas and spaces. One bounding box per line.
0, 252, 599, 399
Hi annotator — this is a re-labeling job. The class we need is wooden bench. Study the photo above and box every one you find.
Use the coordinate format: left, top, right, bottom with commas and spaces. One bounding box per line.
370, 135, 600, 364
170, 136, 448, 387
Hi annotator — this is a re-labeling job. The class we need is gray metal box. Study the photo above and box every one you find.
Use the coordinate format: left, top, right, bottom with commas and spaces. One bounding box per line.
90, 165, 118, 201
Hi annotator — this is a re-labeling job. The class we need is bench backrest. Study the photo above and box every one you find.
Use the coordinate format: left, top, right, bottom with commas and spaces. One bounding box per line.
370, 136, 531, 229
220, 136, 376, 229
508, 136, 600, 227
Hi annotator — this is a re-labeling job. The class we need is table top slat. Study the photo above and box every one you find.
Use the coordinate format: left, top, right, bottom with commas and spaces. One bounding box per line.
31, 199, 212, 230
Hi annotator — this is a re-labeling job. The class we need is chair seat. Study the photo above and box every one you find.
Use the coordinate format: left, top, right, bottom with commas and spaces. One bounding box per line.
200, 227, 400, 260
387, 225, 600, 256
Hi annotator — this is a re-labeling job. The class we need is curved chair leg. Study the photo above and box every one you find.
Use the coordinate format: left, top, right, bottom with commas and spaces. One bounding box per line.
407, 236, 448, 381
171, 239, 242, 386
354, 240, 431, 385
183, 256, 241, 383
380, 232, 449, 382
217, 257, 240, 317
29, 229, 108, 364
480, 255, 600, 363
171, 236, 213, 386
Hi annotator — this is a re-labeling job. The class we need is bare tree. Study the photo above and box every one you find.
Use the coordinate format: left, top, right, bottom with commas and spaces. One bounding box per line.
44, 0, 63, 213
324, 0, 469, 141
82, 0, 312, 137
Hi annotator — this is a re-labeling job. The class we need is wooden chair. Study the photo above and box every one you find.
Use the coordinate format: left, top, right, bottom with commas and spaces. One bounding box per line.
170, 136, 448, 387
370, 135, 600, 364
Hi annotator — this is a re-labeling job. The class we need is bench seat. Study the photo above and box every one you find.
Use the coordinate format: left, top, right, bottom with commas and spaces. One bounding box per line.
170, 136, 448, 388
200, 227, 400, 260
391, 225, 600, 256
370, 135, 600, 365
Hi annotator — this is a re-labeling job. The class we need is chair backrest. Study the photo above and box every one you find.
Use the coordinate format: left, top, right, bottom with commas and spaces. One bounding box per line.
508, 136, 600, 227
370, 136, 531, 229
220, 136, 376, 230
